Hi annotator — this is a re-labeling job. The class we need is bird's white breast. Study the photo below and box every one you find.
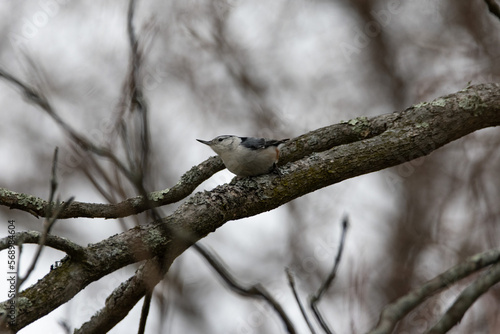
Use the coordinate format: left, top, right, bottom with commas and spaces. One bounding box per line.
219, 146, 278, 176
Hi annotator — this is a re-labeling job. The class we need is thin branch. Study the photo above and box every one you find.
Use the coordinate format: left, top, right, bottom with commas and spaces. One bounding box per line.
0, 231, 85, 259
138, 291, 152, 334
58, 320, 71, 334
127, 0, 139, 75
310, 216, 349, 334
368, 248, 500, 334
122, 0, 159, 226
313, 216, 349, 300
426, 261, 500, 334
46, 147, 59, 216
125, 1, 157, 331
484, 0, 500, 21
286, 268, 316, 334
193, 243, 296, 334
126, 0, 150, 182
124, 0, 141, 174
205, 2, 278, 131
0, 68, 31, 93
79, 154, 120, 204
16, 148, 75, 290
0, 67, 134, 180
0, 155, 224, 219
17, 148, 59, 290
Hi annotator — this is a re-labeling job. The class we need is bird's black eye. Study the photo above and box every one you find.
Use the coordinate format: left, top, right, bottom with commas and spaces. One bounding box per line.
218, 138, 223, 142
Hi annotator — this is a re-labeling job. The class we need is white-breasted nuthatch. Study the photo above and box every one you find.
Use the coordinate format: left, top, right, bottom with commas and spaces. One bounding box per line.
197, 135, 289, 176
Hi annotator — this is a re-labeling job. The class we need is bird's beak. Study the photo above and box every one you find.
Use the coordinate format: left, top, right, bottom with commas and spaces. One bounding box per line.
196, 139, 210, 145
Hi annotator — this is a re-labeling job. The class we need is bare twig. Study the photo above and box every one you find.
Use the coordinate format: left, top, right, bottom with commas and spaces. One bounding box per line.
426, 261, 500, 334
125, 0, 157, 331
313, 216, 349, 301
286, 268, 316, 334
127, 0, 150, 181
124, 0, 149, 180
58, 320, 71, 334
0, 67, 134, 180
138, 291, 152, 334
484, 0, 500, 21
0, 68, 30, 92
123, 0, 159, 225
310, 216, 349, 334
127, 0, 139, 82
16, 148, 75, 290
193, 243, 296, 334
46, 147, 59, 216
368, 248, 500, 334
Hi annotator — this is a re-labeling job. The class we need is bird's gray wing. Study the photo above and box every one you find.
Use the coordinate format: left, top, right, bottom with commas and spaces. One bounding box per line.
240, 137, 267, 149
240, 137, 289, 149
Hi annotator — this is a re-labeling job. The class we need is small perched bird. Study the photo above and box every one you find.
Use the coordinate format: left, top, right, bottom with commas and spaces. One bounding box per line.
197, 135, 289, 176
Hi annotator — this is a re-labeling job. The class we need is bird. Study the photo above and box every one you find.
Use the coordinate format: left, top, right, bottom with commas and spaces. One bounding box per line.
197, 135, 289, 176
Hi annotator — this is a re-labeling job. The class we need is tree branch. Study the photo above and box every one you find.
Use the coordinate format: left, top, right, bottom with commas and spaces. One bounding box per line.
310, 217, 349, 334
16, 148, 75, 290
1, 83, 500, 331
286, 268, 316, 334
124, 1, 158, 331
0, 67, 134, 180
74, 258, 164, 334
0, 156, 223, 219
0, 62, 393, 219
426, 261, 500, 334
0, 232, 85, 259
367, 248, 500, 334
0, 113, 385, 219
193, 243, 296, 334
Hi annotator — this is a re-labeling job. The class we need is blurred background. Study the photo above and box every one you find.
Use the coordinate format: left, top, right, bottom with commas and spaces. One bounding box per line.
1, 1, 500, 333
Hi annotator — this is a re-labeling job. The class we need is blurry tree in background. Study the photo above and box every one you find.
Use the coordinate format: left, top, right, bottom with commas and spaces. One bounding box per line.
0, 1, 500, 333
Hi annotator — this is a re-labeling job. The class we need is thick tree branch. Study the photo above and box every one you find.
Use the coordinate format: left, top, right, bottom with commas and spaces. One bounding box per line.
0, 61, 390, 219
74, 258, 164, 334
0, 114, 385, 219
1, 83, 500, 331
0, 113, 386, 219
